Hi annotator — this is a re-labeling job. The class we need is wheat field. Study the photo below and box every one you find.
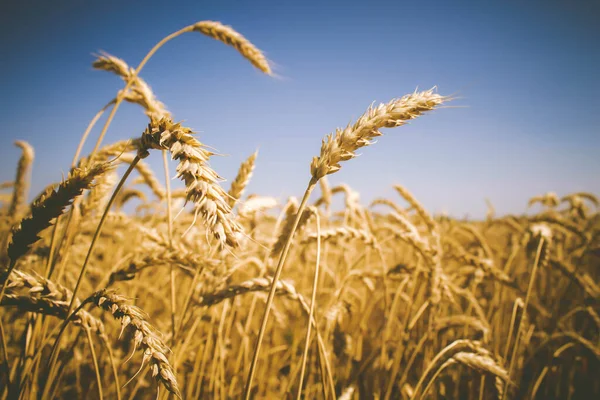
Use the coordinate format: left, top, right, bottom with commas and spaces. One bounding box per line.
1, 20, 599, 400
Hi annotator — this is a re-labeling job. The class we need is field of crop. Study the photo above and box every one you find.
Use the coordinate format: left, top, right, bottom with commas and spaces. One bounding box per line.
1, 20, 599, 400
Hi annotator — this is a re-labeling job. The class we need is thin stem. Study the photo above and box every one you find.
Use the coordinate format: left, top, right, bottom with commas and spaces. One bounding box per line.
44, 222, 61, 279
72, 99, 116, 166
384, 262, 424, 400
102, 336, 122, 400
503, 237, 544, 400
296, 211, 321, 399
84, 327, 104, 400
162, 150, 176, 341
503, 299, 522, 362
174, 266, 204, 343
41, 328, 83, 400
0, 319, 10, 395
0, 260, 18, 305
244, 178, 317, 399
17, 323, 62, 395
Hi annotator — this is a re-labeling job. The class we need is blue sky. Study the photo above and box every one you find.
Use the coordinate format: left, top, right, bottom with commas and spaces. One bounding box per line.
1, 0, 598, 218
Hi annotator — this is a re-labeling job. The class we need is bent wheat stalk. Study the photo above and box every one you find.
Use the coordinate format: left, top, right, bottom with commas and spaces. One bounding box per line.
244, 88, 448, 399
87, 20, 270, 162
503, 229, 550, 399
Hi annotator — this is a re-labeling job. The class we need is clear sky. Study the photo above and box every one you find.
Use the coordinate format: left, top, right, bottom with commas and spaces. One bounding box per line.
1, 0, 598, 218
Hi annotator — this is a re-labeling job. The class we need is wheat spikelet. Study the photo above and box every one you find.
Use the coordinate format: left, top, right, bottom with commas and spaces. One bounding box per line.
198, 277, 306, 308
140, 117, 243, 248
370, 197, 410, 217
271, 198, 314, 256
310, 88, 447, 179
387, 211, 434, 263
331, 184, 360, 210
91, 289, 181, 398
560, 192, 598, 216
393, 184, 436, 233
238, 195, 278, 217
227, 150, 258, 208
338, 385, 356, 400
434, 315, 490, 340
93, 52, 170, 119
192, 21, 271, 74
549, 258, 600, 300
115, 188, 148, 209
92, 52, 133, 78
2, 269, 104, 334
76, 139, 142, 171
0, 181, 14, 190
8, 141, 35, 219
317, 176, 332, 214
445, 238, 514, 286
528, 192, 560, 208
453, 352, 508, 380
380, 223, 432, 262
302, 226, 376, 247
125, 76, 170, 120
107, 249, 212, 286
413, 340, 497, 399
81, 168, 119, 217
1, 295, 101, 332
450, 352, 508, 398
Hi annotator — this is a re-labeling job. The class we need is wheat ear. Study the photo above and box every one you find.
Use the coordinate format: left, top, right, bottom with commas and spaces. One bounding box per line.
311, 88, 447, 179
90, 290, 181, 398
140, 117, 243, 248
227, 150, 258, 208
6, 164, 111, 267
192, 21, 271, 74
8, 141, 35, 220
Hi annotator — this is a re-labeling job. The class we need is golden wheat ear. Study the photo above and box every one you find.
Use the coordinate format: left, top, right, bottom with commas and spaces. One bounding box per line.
227, 150, 258, 208
8, 141, 35, 220
91, 289, 181, 398
140, 117, 244, 249
193, 21, 272, 75
6, 163, 111, 266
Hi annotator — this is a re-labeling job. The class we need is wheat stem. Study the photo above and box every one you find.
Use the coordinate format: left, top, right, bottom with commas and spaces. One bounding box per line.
162, 150, 176, 341
503, 237, 545, 399
244, 178, 317, 399
84, 326, 104, 400
296, 209, 321, 399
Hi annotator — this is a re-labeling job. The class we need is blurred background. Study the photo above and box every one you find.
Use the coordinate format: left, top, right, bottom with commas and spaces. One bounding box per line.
1, 0, 598, 218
